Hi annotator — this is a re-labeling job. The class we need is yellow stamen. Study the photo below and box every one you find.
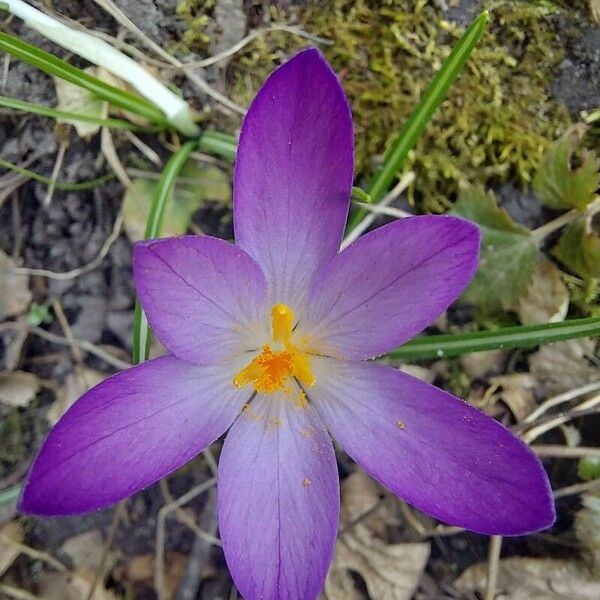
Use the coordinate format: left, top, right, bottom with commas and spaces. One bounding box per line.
271, 303, 294, 343
233, 304, 316, 395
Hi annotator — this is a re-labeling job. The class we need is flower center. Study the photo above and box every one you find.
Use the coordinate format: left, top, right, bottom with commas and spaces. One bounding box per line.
233, 304, 315, 394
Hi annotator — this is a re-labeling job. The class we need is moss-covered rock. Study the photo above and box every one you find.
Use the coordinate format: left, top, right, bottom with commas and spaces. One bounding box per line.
228, 0, 577, 212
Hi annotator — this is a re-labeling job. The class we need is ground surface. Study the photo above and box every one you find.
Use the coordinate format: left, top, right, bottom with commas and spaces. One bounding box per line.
1, 1, 599, 599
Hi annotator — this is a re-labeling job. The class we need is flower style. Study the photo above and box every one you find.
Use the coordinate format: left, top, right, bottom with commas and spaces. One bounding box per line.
20, 49, 554, 600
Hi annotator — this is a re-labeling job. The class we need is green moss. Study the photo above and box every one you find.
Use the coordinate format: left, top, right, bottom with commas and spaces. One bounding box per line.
564, 274, 600, 317
174, 0, 215, 53
228, 0, 576, 212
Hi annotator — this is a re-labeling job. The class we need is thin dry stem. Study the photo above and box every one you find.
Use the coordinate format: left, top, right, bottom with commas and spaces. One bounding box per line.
484, 535, 502, 600
14, 208, 124, 281
0, 321, 130, 370
341, 171, 415, 250
554, 478, 600, 499
522, 394, 600, 444
523, 381, 600, 425
43, 139, 67, 207
155, 478, 218, 600
85, 501, 126, 600
533, 445, 600, 459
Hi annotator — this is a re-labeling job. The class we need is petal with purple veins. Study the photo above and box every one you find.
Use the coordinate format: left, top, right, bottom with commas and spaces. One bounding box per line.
302, 216, 480, 360
20, 355, 250, 516
133, 235, 269, 365
233, 48, 354, 307
310, 357, 555, 536
218, 392, 339, 600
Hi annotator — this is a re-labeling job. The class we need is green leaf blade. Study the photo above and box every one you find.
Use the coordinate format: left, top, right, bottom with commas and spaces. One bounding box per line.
452, 187, 539, 310
0, 31, 167, 126
534, 133, 600, 211
553, 216, 600, 279
132, 140, 199, 364
385, 317, 600, 361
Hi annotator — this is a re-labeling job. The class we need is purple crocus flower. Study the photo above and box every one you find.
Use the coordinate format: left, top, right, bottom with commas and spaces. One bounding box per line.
21, 49, 554, 599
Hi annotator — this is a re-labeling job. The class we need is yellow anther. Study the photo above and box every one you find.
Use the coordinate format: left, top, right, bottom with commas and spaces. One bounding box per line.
271, 304, 294, 343
233, 304, 316, 395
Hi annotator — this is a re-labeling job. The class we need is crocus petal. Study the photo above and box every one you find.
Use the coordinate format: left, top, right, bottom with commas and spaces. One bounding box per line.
311, 358, 554, 535
20, 355, 250, 516
218, 393, 339, 600
233, 48, 354, 306
133, 235, 269, 365
302, 216, 480, 359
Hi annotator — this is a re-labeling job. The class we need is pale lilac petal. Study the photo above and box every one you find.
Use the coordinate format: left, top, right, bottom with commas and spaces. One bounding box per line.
133, 235, 269, 365
311, 358, 554, 535
20, 355, 250, 516
233, 48, 354, 306
218, 393, 339, 600
301, 216, 479, 360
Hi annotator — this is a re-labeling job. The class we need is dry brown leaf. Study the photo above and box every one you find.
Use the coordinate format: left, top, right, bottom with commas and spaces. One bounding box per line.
323, 472, 429, 600
398, 365, 434, 383
54, 68, 105, 138
516, 257, 569, 325
47, 368, 107, 425
36, 568, 117, 600
113, 553, 187, 600
529, 338, 600, 395
0, 249, 31, 320
0, 370, 41, 408
0, 521, 23, 577
60, 530, 105, 570
488, 373, 538, 422
575, 493, 600, 577
460, 350, 506, 379
455, 557, 600, 599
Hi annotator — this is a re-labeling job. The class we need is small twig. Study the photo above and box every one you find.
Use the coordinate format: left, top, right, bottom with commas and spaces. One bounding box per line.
521, 394, 600, 444
0, 534, 67, 572
159, 479, 221, 545
341, 171, 415, 250
11, 194, 23, 258
156, 478, 217, 600
0, 584, 42, 600
1, 53, 10, 90
50, 298, 84, 365
554, 478, 600, 499
531, 209, 579, 243
202, 448, 218, 477
175, 488, 218, 600
399, 501, 426, 534
185, 25, 332, 69
522, 381, 600, 425
43, 139, 68, 207
91, 0, 244, 114
124, 131, 162, 167
14, 208, 124, 281
0, 321, 130, 370
351, 200, 413, 219
533, 445, 600, 459
85, 501, 126, 600
484, 535, 502, 600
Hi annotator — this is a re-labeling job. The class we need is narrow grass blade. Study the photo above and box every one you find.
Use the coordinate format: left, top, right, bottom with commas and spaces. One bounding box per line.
0, 31, 167, 126
385, 317, 600, 361
0, 484, 21, 507
0, 157, 114, 190
198, 130, 237, 161
346, 10, 490, 232
0, 94, 156, 131
132, 140, 199, 364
